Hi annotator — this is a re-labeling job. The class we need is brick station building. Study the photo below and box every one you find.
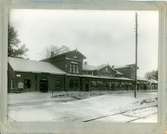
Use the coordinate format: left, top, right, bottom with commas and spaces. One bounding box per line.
8, 49, 157, 93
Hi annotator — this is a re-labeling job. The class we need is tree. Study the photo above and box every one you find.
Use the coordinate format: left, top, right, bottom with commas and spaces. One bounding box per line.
45, 45, 70, 58
8, 25, 28, 58
145, 70, 158, 80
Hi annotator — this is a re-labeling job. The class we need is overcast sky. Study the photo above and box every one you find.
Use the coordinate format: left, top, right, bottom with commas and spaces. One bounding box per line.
9, 10, 158, 77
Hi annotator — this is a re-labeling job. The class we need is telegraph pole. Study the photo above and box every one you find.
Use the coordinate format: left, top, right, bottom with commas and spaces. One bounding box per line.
134, 12, 138, 98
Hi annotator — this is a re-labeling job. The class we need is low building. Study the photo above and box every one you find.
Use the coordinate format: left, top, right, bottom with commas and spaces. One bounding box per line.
8, 57, 65, 92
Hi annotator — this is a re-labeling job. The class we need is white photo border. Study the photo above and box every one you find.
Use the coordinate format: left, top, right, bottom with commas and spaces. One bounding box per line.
0, 0, 167, 133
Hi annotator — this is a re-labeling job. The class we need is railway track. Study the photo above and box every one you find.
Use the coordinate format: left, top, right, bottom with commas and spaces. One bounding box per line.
83, 104, 157, 122
126, 112, 157, 123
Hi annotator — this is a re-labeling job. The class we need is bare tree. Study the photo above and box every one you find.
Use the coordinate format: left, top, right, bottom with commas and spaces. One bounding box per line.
145, 70, 158, 80
45, 45, 70, 58
8, 25, 28, 58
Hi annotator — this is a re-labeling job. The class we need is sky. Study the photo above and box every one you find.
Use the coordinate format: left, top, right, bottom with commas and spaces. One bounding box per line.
9, 9, 158, 77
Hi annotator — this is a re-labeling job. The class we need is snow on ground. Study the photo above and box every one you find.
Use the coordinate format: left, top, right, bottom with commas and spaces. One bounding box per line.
8, 91, 157, 123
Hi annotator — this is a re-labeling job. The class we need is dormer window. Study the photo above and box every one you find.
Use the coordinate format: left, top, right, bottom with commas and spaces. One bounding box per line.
73, 55, 78, 59
69, 62, 79, 74
105, 67, 109, 72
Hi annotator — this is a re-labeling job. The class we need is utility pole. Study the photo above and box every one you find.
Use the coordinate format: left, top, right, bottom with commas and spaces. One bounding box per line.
134, 12, 138, 98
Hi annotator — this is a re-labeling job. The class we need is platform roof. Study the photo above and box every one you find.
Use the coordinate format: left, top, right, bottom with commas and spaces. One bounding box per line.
9, 57, 65, 75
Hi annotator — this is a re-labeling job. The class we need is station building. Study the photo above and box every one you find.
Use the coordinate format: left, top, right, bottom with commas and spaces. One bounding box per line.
8, 49, 157, 93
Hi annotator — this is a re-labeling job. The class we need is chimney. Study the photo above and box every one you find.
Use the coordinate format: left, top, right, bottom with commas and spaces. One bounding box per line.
51, 51, 54, 57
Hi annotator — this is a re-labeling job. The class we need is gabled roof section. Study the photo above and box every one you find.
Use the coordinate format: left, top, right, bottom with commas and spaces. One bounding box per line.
115, 70, 123, 75
96, 64, 108, 70
83, 63, 123, 76
8, 57, 65, 75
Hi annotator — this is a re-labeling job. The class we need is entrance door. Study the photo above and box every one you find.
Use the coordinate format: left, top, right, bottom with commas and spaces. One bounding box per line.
40, 79, 48, 92
69, 78, 79, 91
85, 83, 89, 91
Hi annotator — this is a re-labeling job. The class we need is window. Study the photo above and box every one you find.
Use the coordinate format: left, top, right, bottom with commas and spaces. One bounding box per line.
55, 80, 61, 90
16, 74, 21, 78
105, 67, 109, 72
24, 79, 31, 89
70, 63, 72, 73
69, 63, 79, 73
91, 80, 97, 87
10, 80, 14, 89
55, 80, 61, 87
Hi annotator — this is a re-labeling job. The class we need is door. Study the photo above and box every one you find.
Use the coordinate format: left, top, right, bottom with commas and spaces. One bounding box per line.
40, 79, 48, 92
